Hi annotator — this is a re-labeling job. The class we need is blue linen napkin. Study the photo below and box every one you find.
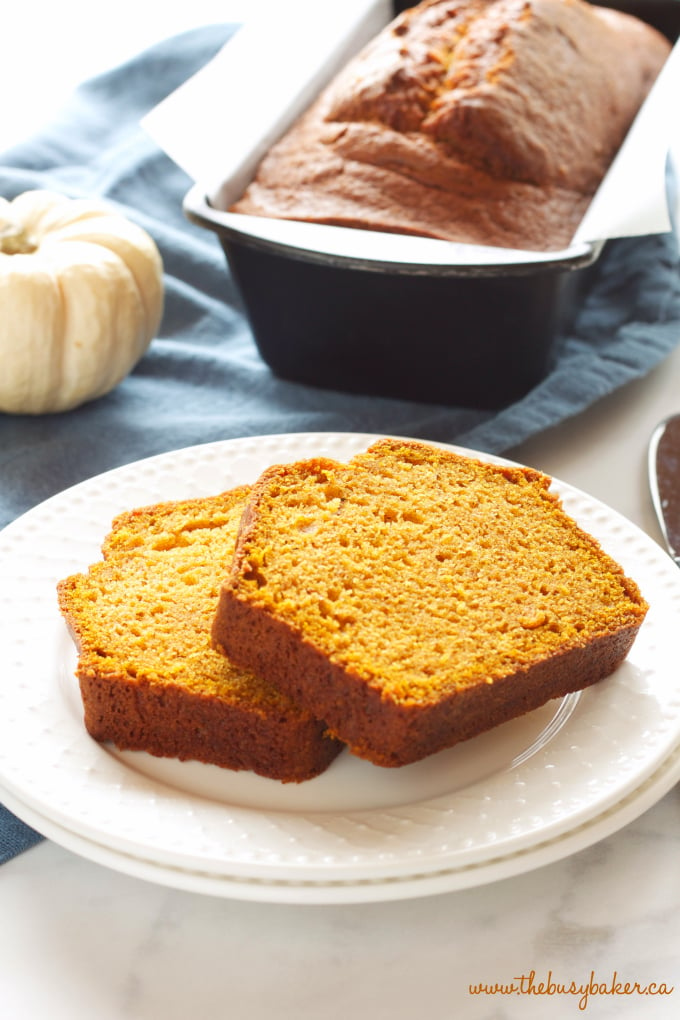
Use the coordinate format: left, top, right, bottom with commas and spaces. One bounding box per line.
1, 24, 679, 861
0, 804, 44, 864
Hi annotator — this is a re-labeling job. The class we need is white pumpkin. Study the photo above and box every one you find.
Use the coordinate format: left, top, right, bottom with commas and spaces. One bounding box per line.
0, 190, 164, 414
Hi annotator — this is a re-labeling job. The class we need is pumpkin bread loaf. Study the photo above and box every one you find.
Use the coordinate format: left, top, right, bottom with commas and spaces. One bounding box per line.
231, 0, 671, 251
57, 488, 342, 783
212, 440, 648, 768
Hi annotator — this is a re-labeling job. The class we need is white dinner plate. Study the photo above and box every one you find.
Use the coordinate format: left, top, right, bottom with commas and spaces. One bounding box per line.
1, 432, 679, 903
2, 739, 680, 904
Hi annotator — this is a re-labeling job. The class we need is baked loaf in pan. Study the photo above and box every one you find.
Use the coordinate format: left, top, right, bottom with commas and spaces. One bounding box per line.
231, 0, 671, 251
212, 439, 648, 768
58, 489, 342, 783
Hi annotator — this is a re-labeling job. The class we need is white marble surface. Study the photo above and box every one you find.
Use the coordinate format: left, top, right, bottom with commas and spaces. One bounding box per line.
1, 3, 679, 1017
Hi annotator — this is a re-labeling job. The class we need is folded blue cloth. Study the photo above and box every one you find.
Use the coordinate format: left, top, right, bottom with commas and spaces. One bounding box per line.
1, 23, 679, 861
0, 804, 43, 864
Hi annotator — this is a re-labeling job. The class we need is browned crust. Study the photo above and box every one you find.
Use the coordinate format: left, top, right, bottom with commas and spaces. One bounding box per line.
212, 587, 642, 767
230, 0, 671, 252
75, 663, 341, 783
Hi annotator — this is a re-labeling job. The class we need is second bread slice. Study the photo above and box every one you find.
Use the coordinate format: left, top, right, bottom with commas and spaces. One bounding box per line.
58, 487, 342, 782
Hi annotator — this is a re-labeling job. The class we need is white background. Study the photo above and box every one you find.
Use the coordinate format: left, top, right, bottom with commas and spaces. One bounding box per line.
0, 2, 266, 151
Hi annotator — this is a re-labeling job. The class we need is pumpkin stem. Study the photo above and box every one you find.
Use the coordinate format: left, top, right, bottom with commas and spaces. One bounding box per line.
0, 217, 38, 254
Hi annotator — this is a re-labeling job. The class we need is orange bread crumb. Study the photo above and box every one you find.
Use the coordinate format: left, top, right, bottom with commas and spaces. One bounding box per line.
57, 488, 342, 782
212, 440, 648, 767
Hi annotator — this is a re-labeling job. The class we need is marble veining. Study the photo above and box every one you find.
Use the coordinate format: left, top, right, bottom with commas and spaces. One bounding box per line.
2, 792, 678, 1019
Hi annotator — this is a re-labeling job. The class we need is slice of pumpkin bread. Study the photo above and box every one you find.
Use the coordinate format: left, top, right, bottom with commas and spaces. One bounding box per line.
212, 439, 648, 768
58, 488, 342, 782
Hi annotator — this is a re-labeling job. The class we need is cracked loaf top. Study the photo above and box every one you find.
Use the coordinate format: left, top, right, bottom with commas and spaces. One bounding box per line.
231, 0, 671, 251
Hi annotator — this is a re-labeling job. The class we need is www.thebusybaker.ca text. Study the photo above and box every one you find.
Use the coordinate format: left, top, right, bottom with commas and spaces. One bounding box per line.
468, 969, 674, 1011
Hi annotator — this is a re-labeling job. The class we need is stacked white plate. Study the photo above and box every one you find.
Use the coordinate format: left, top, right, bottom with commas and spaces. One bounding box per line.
1, 433, 679, 903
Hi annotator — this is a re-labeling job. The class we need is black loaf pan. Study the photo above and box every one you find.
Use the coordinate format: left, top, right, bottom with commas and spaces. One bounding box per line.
184, 0, 680, 410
